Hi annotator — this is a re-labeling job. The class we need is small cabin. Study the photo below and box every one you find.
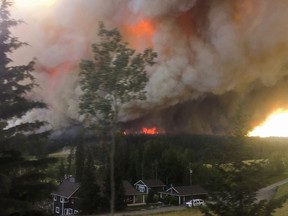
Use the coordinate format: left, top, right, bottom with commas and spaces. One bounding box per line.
51, 176, 80, 215
134, 179, 166, 194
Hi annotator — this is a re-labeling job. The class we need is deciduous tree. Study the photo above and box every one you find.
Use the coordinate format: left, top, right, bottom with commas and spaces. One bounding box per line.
79, 22, 157, 215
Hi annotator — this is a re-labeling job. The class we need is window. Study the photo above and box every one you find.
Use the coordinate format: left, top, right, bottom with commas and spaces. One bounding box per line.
64, 209, 69, 215
74, 210, 79, 214
69, 209, 73, 214
55, 207, 60, 214
139, 185, 145, 192
54, 196, 57, 201
60, 197, 64, 203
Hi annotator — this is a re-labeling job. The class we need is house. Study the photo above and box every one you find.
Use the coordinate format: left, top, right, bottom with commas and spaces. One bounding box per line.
123, 180, 146, 206
51, 176, 80, 215
134, 179, 165, 194
159, 185, 208, 205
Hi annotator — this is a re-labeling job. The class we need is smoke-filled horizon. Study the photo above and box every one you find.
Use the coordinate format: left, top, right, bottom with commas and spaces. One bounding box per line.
9, 0, 288, 135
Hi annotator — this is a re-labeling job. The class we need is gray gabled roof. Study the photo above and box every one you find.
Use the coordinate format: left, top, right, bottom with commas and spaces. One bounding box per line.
123, 181, 145, 196
51, 178, 80, 198
135, 179, 165, 188
163, 185, 207, 196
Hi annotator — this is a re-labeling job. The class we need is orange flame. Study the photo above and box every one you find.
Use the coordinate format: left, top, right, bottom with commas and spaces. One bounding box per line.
122, 127, 164, 135
248, 109, 288, 137
123, 19, 155, 49
129, 20, 154, 36
141, 127, 159, 135
36, 61, 75, 77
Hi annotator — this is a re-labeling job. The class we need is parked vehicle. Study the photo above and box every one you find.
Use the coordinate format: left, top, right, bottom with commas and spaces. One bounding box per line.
185, 199, 205, 207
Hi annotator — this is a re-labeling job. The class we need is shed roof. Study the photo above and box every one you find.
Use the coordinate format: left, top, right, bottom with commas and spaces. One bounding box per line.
51, 178, 80, 198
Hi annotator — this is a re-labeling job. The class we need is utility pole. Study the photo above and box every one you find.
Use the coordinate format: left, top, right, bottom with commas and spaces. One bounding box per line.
189, 163, 193, 185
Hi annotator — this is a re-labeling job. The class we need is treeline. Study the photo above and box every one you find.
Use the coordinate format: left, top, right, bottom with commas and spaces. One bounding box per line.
63, 134, 288, 187
49, 133, 288, 215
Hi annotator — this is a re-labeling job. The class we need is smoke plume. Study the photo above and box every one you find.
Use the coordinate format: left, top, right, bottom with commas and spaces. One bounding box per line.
10, 0, 288, 134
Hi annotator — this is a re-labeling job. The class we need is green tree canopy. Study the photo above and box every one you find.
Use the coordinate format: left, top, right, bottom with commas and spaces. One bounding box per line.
79, 22, 157, 131
79, 22, 157, 215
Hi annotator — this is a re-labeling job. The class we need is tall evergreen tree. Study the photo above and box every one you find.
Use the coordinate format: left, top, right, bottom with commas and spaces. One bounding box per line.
78, 151, 101, 214
75, 141, 85, 182
0, 1, 56, 215
79, 22, 157, 215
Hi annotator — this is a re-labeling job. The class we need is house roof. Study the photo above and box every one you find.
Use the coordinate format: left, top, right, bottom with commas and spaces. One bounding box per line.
123, 181, 145, 196
135, 179, 165, 187
162, 185, 207, 196
51, 178, 80, 198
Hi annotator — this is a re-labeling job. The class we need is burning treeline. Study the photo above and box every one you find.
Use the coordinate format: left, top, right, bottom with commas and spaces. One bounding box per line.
11, 0, 288, 135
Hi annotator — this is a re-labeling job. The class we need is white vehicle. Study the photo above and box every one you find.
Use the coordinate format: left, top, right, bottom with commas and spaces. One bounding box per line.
185, 199, 205, 207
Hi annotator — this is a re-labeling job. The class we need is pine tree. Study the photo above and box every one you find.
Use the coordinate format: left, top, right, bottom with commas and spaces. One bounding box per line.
56, 159, 66, 181
0, 0, 46, 148
75, 141, 85, 182
78, 151, 101, 214
0, 1, 56, 215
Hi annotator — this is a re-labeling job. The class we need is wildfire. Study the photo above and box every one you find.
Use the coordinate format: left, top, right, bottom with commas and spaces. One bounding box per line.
248, 109, 288, 137
141, 127, 159, 135
123, 127, 163, 135
123, 19, 155, 49
36, 61, 75, 77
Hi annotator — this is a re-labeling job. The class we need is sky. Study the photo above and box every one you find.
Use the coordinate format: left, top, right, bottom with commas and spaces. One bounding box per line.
9, 0, 288, 136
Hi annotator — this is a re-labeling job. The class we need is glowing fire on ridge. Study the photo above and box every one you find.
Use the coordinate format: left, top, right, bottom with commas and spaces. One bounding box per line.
123, 127, 163, 135
141, 127, 159, 135
248, 109, 288, 137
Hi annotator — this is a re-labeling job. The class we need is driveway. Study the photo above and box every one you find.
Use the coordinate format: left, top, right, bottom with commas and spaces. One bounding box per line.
256, 178, 288, 202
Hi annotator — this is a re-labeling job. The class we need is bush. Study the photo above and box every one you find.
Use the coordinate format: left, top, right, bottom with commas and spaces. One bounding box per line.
163, 196, 178, 205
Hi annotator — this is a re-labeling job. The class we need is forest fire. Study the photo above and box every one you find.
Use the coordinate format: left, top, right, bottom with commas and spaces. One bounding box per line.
141, 127, 160, 134
10, 1, 288, 136
36, 61, 75, 77
123, 19, 155, 48
123, 127, 164, 135
248, 109, 288, 137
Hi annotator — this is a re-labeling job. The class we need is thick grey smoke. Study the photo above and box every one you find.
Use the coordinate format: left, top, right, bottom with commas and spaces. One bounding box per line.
10, 0, 288, 134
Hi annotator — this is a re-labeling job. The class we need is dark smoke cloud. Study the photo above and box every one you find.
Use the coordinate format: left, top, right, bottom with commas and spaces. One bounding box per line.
9, 0, 288, 134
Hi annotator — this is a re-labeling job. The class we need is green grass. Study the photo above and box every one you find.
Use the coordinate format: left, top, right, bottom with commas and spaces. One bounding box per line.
264, 172, 288, 186
148, 208, 204, 216
273, 183, 288, 200
271, 182, 288, 216
273, 202, 288, 216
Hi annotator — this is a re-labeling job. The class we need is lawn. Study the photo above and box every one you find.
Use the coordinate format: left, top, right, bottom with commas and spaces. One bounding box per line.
147, 204, 288, 216
273, 202, 288, 216
272, 182, 288, 216
148, 208, 204, 216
